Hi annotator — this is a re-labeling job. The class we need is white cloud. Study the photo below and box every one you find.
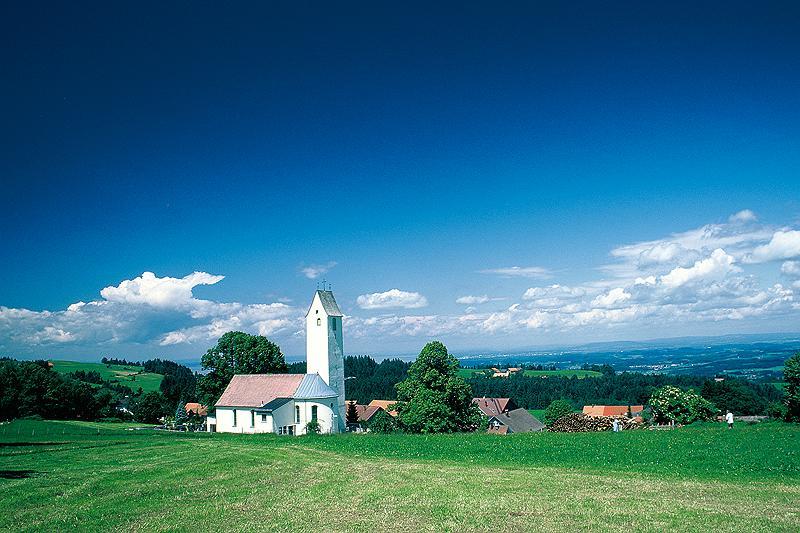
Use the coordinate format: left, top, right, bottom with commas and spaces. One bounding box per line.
356, 289, 428, 309
591, 288, 632, 308
729, 209, 757, 223
300, 262, 337, 279
456, 295, 489, 305
100, 271, 224, 309
456, 295, 504, 305
479, 266, 551, 279
747, 230, 800, 263
782, 261, 800, 277
659, 249, 738, 289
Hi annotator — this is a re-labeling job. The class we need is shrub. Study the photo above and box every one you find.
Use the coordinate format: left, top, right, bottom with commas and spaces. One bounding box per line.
543, 399, 574, 426
305, 420, 321, 435
785, 353, 800, 423
366, 409, 398, 433
649, 385, 717, 425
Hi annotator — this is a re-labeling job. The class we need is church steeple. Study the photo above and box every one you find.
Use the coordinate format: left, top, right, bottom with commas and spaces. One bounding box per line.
305, 290, 345, 432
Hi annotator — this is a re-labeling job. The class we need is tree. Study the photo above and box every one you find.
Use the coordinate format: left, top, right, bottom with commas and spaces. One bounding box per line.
196, 331, 287, 406
305, 420, 321, 435
174, 401, 188, 426
345, 401, 359, 425
394, 341, 483, 433
785, 353, 800, 422
649, 385, 717, 425
543, 399, 574, 425
366, 409, 397, 433
132, 391, 170, 424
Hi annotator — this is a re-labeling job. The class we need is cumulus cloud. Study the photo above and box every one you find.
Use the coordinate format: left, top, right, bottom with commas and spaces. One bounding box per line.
479, 266, 551, 278
591, 288, 632, 308
782, 261, 800, 277
100, 271, 225, 309
659, 249, 739, 289
456, 295, 504, 305
729, 209, 757, 223
747, 230, 800, 263
300, 261, 337, 279
356, 289, 428, 310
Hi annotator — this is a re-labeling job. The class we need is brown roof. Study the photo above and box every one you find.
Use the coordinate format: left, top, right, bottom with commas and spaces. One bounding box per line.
184, 402, 208, 416
472, 397, 516, 417
368, 399, 399, 416
583, 405, 644, 417
487, 425, 509, 435
215, 374, 305, 407
346, 401, 384, 422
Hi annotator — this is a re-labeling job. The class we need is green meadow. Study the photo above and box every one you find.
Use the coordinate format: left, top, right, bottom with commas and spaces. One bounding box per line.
1, 419, 798, 532
50, 360, 164, 393
457, 368, 602, 379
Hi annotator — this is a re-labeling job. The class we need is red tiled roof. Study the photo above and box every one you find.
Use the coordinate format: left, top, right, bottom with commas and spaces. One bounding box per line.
346, 401, 384, 422
184, 402, 208, 416
368, 399, 399, 416
472, 397, 515, 417
215, 374, 305, 407
582, 405, 644, 417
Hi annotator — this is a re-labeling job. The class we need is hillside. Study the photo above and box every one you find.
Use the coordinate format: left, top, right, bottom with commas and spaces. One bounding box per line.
457, 368, 602, 379
49, 360, 164, 393
1, 420, 798, 531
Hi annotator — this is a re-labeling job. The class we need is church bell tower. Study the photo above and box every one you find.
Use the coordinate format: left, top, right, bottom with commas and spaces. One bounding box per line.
305, 289, 346, 432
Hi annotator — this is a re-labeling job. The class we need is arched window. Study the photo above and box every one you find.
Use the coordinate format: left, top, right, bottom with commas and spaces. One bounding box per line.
316, 317, 321, 326
295, 405, 300, 424
331, 318, 337, 331
311, 405, 318, 421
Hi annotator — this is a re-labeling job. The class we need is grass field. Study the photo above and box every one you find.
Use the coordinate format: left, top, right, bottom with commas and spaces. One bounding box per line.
1, 419, 798, 532
50, 360, 164, 393
457, 368, 602, 379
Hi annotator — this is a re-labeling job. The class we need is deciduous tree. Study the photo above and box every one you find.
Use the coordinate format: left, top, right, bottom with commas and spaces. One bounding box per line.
394, 341, 482, 433
197, 331, 287, 406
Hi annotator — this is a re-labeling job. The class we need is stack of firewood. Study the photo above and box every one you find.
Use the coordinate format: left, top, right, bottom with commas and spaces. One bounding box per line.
547, 413, 642, 432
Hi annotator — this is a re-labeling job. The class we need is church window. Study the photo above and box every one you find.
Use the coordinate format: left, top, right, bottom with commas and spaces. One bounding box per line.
261, 414, 267, 423
317, 317, 321, 326
250, 411, 255, 427
311, 405, 318, 421
331, 319, 337, 331
295, 405, 300, 424
232, 409, 237, 427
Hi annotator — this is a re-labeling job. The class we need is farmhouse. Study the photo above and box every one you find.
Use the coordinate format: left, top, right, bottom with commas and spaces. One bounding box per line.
582, 405, 644, 417
368, 399, 399, 416
473, 397, 545, 433
184, 402, 207, 417
206, 290, 346, 435
345, 401, 385, 424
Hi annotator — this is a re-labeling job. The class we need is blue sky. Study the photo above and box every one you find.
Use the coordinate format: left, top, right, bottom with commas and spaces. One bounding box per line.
2, 2, 800, 361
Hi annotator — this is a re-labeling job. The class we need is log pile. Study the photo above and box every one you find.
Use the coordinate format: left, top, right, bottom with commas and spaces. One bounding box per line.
547, 413, 642, 432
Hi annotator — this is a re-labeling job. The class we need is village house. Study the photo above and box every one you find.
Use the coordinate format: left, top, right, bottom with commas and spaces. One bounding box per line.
344, 400, 385, 428
367, 399, 399, 417
206, 290, 346, 435
582, 405, 644, 417
473, 397, 545, 433
184, 402, 207, 417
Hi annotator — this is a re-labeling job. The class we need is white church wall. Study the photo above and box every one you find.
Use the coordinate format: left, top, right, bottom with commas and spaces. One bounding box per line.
215, 407, 274, 434
296, 399, 336, 435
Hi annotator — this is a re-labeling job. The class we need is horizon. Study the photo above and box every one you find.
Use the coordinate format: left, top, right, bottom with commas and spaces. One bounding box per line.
2, 3, 800, 361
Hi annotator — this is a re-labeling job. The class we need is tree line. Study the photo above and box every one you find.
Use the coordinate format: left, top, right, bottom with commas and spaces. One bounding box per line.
466, 371, 784, 415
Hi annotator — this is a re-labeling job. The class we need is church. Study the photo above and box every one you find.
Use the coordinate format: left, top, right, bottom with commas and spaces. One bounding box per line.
206, 290, 346, 435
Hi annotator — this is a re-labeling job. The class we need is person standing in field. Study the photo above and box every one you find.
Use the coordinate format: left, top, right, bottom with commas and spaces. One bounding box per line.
612, 418, 620, 432
725, 411, 734, 429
